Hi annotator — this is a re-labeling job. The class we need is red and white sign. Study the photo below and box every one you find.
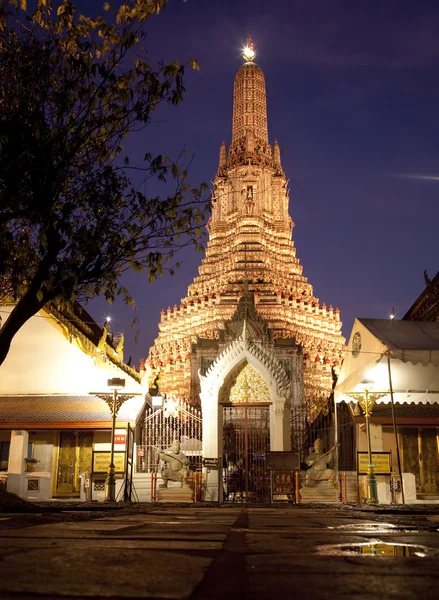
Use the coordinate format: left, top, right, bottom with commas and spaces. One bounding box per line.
137, 448, 144, 457
114, 434, 126, 445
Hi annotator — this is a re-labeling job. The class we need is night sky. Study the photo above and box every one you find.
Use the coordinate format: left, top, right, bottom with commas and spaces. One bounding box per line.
87, 0, 439, 366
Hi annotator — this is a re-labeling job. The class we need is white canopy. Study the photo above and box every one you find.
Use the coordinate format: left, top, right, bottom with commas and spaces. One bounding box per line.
334, 319, 439, 405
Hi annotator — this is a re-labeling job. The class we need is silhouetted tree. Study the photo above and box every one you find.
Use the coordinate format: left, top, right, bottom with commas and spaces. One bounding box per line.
0, 0, 208, 365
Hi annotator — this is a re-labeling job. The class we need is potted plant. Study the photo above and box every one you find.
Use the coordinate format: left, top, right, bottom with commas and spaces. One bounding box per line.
24, 458, 39, 473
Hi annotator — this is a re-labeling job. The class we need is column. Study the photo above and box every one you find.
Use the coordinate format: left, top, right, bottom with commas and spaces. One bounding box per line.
7, 430, 29, 497
200, 391, 220, 501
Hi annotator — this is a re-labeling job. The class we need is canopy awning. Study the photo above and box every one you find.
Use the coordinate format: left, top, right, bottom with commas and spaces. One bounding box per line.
335, 319, 439, 405
361, 319, 439, 366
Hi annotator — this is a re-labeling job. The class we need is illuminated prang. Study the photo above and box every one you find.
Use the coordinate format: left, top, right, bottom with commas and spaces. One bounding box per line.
146, 39, 345, 414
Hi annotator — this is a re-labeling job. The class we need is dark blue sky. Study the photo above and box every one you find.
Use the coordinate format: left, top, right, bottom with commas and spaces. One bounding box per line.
87, 0, 439, 365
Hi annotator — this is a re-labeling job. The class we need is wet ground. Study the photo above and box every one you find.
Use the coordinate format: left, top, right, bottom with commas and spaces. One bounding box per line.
0, 502, 438, 599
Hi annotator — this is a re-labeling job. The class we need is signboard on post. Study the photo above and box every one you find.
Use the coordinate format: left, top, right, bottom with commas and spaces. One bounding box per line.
272, 470, 295, 497
357, 452, 392, 475
266, 452, 301, 470
92, 451, 126, 474
202, 457, 220, 470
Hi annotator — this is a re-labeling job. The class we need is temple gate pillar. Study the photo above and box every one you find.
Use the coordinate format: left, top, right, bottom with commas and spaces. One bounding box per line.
200, 391, 221, 501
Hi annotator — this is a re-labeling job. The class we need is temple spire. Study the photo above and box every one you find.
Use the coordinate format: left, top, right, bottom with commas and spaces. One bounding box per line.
273, 139, 281, 169
230, 37, 270, 166
218, 140, 227, 173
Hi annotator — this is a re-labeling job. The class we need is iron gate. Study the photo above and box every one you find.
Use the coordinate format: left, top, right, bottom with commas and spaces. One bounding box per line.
138, 396, 202, 474
223, 404, 270, 503
290, 400, 355, 471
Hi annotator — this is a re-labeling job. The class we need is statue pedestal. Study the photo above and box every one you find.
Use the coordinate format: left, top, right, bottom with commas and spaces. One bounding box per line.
156, 483, 193, 503
300, 481, 339, 504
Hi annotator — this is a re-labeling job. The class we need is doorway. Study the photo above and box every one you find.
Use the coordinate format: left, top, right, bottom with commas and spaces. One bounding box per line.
55, 431, 93, 497
222, 403, 270, 502
401, 427, 439, 496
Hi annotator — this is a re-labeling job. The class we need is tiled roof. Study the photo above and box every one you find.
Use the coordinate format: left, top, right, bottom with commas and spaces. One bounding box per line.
372, 402, 439, 419
0, 395, 135, 424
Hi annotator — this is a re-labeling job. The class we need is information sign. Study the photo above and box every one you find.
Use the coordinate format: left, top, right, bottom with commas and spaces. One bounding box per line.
357, 452, 392, 475
266, 451, 301, 470
92, 451, 126, 474
202, 457, 220, 470
272, 470, 295, 496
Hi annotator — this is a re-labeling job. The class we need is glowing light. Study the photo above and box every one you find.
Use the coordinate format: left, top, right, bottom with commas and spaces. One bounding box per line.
243, 36, 256, 62
364, 365, 389, 390
105, 315, 112, 322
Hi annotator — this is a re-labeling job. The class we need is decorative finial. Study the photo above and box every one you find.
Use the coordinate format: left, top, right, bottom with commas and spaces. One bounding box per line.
243, 36, 256, 63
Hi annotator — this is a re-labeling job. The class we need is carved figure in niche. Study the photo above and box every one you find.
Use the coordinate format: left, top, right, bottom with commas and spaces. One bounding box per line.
304, 438, 336, 488
245, 186, 255, 215
158, 440, 190, 488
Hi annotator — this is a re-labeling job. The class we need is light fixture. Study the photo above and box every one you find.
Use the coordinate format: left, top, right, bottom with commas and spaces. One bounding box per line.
90, 378, 141, 502
243, 36, 256, 63
107, 377, 125, 390
151, 395, 164, 408
346, 388, 387, 504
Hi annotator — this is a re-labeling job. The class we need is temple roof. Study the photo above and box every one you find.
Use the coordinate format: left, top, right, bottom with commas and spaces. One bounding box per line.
0, 395, 143, 428
371, 402, 439, 419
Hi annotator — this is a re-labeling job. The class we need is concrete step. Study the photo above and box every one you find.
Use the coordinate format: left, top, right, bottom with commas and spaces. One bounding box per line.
131, 472, 153, 502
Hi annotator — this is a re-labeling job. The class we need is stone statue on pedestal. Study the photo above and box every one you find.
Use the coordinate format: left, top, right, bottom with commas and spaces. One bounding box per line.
158, 440, 190, 488
304, 438, 336, 488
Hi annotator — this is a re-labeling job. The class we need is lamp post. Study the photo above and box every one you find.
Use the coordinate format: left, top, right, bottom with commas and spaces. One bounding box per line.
347, 389, 387, 504
90, 378, 141, 502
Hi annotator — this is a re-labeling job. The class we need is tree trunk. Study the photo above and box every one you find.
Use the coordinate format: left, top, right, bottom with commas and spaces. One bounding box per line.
0, 292, 43, 367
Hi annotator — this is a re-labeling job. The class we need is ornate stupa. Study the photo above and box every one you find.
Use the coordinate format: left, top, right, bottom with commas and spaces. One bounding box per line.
147, 38, 345, 413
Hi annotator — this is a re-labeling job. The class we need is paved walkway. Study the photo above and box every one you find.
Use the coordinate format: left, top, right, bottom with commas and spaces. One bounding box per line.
1, 505, 439, 599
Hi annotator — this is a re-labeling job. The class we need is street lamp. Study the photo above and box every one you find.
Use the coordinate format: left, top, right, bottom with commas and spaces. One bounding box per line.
346, 388, 387, 504
90, 378, 142, 502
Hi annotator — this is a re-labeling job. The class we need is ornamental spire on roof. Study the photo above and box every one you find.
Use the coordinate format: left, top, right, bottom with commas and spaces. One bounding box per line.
243, 36, 256, 63
230, 37, 270, 166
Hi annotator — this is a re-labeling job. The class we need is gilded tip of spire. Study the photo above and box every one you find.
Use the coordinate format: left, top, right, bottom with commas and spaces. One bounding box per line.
243, 35, 256, 63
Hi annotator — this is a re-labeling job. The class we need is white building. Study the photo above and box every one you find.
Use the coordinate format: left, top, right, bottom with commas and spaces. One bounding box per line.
0, 302, 146, 501
335, 318, 439, 503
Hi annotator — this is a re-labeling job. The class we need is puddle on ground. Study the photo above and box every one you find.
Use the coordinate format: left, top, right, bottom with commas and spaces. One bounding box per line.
327, 523, 417, 534
318, 541, 438, 557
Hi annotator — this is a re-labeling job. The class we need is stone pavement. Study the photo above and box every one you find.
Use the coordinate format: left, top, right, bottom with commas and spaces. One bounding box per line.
0, 504, 439, 599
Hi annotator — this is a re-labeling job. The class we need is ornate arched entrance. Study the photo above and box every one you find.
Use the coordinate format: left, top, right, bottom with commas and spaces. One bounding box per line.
221, 361, 271, 502
199, 339, 292, 501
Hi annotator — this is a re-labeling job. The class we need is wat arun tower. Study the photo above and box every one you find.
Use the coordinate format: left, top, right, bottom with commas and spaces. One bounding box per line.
147, 39, 345, 414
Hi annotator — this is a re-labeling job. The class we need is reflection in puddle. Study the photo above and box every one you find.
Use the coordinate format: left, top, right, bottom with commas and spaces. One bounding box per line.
327, 523, 416, 534
319, 541, 437, 557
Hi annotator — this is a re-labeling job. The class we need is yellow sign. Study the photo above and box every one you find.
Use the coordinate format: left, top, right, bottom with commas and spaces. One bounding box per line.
272, 470, 294, 495
93, 452, 126, 474
357, 452, 392, 474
